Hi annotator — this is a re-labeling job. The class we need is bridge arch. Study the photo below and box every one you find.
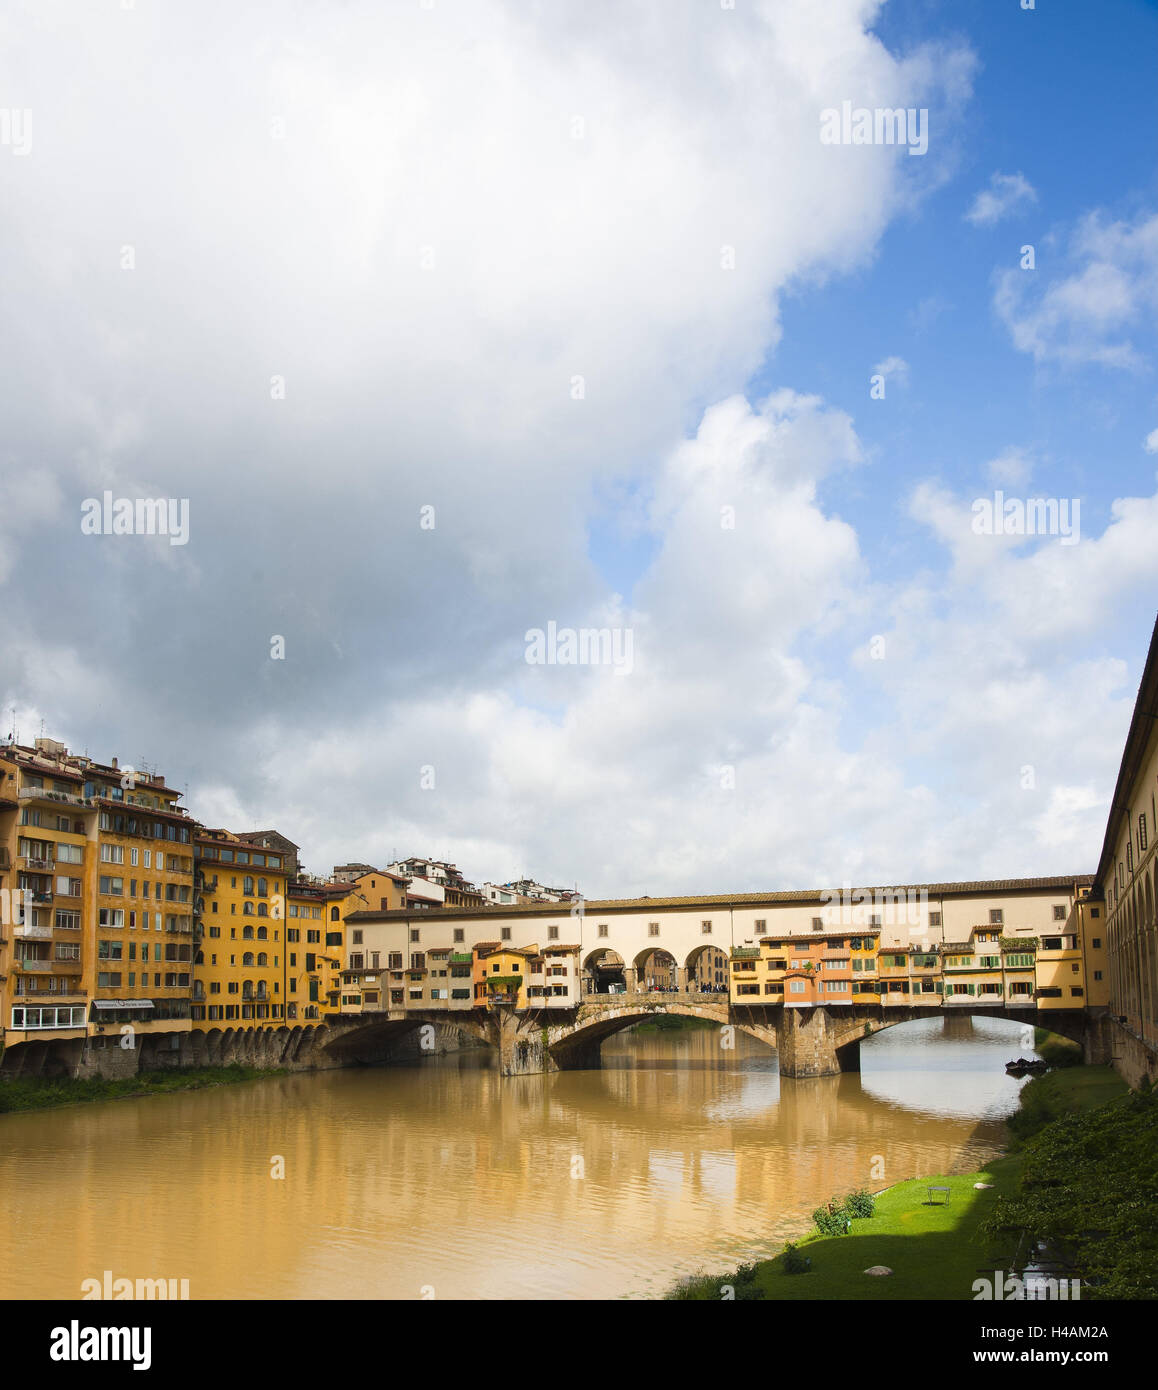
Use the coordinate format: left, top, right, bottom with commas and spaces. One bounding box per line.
684, 942, 729, 993
632, 947, 678, 992
546, 997, 736, 1067
830, 1005, 1091, 1055
581, 947, 625, 995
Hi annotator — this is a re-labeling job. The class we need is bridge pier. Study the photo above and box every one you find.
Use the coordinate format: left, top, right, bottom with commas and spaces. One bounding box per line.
491, 1009, 557, 1076
775, 1007, 846, 1078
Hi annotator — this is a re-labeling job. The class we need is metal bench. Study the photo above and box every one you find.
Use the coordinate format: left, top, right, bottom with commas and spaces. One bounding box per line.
927, 1185, 951, 1205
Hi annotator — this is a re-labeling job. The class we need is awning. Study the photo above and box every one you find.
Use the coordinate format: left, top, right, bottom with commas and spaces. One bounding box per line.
93, 1000, 155, 1010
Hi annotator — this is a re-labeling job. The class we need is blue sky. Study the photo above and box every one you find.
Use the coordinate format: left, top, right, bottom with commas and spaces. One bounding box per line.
592, 0, 1157, 633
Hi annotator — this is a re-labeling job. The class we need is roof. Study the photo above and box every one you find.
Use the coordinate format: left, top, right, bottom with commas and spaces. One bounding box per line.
346, 874, 1093, 924
1096, 610, 1158, 889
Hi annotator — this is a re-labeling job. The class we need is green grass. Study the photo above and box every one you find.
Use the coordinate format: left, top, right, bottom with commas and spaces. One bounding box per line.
1032, 1027, 1084, 1069
669, 1161, 1022, 1300
0, 1063, 274, 1114
1005, 1064, 1125, 1142
666, 1063, 1131, 1301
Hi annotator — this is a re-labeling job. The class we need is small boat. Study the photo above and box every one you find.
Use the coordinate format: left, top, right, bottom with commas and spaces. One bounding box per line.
1005, 1057, 1048, 1076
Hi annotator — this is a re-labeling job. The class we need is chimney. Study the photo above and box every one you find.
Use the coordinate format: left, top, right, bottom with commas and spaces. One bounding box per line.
111, 757, 119, 771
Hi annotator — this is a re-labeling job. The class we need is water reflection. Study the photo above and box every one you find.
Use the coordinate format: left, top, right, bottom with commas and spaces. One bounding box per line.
0, 1015, 1031, 1301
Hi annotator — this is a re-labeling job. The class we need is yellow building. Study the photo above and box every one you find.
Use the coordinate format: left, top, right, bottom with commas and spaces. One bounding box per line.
193, 829, 290, 1027
474, 945, 535, 1007
0, 737, 195, 1064
1032, 917, 1089, 1011
285, 880, 330, 1022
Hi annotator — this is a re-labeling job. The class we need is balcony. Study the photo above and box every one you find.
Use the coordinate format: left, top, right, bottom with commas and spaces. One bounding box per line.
19, 855, 55, 872
18, 786, 96, 809
13, 923, 52, 939
16, 959, 53, 972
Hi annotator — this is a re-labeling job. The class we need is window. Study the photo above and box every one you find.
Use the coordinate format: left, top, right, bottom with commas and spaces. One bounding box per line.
548, 925, 559, 940
789, 979, 806, 993
989, 910, 1004, 925
1140, 814, 1148, 852
330, 907, 339, 921
57, 843, 83, 864
1053, 905, 1067, 921
1092, 938, 1101, 949
597, 924, 608, 937
701, 921, 712, 935
929, 911, 942, 927
98, 876, 124, 895
98, 908, 125, 928
811, 917, 823, 930
100, 843, 124, 863
410, 929, 420, 943
351, 929, 363, 945
754, 919, 766, 930
501, 927, 512, 941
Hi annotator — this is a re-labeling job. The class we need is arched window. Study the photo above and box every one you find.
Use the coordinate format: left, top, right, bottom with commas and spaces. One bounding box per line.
242, 952, 255, 967
243, 902, 255, 916
257, 926, 268, 940
243, 925, 254, 940
258, 903, 268, 917
257, 878, 268, 897
257, 952, 268, 967
243, 876, 254, 895
331, 906, 340, 921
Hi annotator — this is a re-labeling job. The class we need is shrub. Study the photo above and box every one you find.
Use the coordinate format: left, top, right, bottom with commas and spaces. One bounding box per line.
845, 1188, 875, 1219
782, 1242, 810, 1274
813, 1202, 851, 1236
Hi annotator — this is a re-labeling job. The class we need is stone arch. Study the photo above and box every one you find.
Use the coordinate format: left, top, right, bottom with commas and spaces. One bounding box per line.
633, 946, 678, 992
684, 942, 729, 994
582, 947, 625, 995
547, 998, 732, 1067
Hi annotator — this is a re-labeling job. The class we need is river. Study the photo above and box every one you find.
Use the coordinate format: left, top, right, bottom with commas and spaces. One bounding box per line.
0, 1015, 1036, 1300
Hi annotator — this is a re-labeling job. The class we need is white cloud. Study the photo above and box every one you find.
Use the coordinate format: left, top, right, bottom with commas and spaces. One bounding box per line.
994, 209, 1158, 369
5, 2, 1146, 898
984, 447, 1034, 489
1144, 429, 1158, 454
965, 170, 1037, 226
873, 355, 910, 388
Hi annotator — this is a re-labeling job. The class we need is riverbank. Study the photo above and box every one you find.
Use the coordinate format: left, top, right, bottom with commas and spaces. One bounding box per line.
629, 1014, 719, 1034
0, 1063, 275, 1113
665, 1063, 1130, 1300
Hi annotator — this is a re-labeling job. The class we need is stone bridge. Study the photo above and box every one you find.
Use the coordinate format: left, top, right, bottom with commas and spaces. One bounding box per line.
4, 997, 1112, 1082
315, 997, 1113, 1078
